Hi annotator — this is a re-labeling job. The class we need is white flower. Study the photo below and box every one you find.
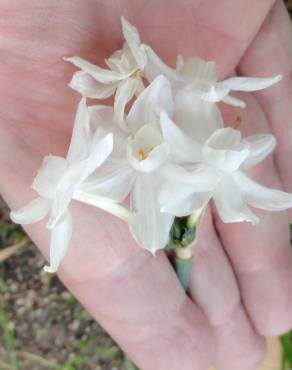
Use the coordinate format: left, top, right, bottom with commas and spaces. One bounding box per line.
159, 101, 292, 223
10, 98, 113, 273
77, 75, 216, 253
80, 76, 173, 253
64, 17, 146, 131
144, 46, 282, 108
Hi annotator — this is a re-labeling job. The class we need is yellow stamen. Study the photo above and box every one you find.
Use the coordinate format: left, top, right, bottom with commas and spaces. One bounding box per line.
138, 146, 155, 161
233, 115, 242, 130
138, 149, 147, 161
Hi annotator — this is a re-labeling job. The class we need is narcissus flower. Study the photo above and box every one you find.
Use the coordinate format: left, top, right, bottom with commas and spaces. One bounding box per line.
80, 76, 174, 253
80, 75, 217, 253
144, 46, 282, 108
159, 102, 292, 223
64, 17, 147, 131
10, 98, 114, 272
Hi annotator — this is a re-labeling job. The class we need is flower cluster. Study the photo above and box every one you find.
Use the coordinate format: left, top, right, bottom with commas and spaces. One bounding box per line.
11, 18, 292, 272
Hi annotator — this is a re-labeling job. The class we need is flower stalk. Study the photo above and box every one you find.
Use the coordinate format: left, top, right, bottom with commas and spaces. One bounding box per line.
74, 191, 130, 222
174, 246, 194, 291
170, 208, 204, 291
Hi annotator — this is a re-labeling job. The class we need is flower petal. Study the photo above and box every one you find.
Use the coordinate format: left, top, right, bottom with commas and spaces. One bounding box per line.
242, 134, 276, 170
218, 74, 282, 92
143, 45, 180, 83
128, 124, 163, 154
127, 125, 169, 173
85, 129, 113, 177
68, 71, 117, 98
161, 163, 218, 189
129, 173, 174, 253
161, 186, 211, 217
234, 172, 292, 211
47, 169, 78, 229
64, 56, 122, 84
182, 81, 226, 104
213, 176, 259, 224
114, 77, 138, 130
176, 55, 217, 82
159, 164, 216, 216
221, 94, 246, 108
66, 97, 91, 164
105, 45, 139, 77
174, 89, 224, 143
79, 159, 135, 203
127, 75, 173, 133
203, 128, 250, 173
160, 110, 201, 163
48, 130, 113, 228
89, 105, 128, 157
191, 74, 282, 105
10, 197, 51, 224
44, 211, 72, 273
128, 142, 169, 173
32, 155, 68, 198
121, 17, 147, 69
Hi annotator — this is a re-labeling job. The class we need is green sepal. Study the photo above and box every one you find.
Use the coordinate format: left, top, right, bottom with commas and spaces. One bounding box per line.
166, 216, 196, 249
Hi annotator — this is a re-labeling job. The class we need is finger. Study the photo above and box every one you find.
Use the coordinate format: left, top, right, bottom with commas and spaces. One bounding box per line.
213, 305, 265, 370
131, 0, 276, 77
236, 1, 292, 202
0, 0, 276, 109
216, 93, 292, 336
0, 122, 214, 370
190, 208, 265, 370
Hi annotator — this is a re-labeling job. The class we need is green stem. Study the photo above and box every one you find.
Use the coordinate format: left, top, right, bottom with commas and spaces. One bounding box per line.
174, 256, 193, 291
174, 247, 193, 291
174, 209, 203, 292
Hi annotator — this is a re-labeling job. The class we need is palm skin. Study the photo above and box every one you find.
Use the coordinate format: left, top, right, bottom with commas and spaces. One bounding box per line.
0, 1, 292, 369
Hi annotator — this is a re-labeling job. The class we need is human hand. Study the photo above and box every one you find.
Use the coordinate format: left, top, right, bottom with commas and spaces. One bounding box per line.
0, 1, 291, 369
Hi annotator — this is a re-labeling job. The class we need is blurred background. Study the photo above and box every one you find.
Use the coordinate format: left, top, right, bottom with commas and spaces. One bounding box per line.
0, 1, 292, 370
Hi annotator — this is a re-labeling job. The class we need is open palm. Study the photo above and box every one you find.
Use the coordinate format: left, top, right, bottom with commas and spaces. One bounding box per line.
1, 1, 292, 369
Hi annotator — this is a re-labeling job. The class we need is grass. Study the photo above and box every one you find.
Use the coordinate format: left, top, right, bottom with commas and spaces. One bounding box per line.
0, 269, 19, 370
57, 333, 95, 370
0, 307, 19, 370
57, 333, 124, 370
281, 332, 292, 370
0, 275, 124, 370
41, 291, 124, 369
280, 225, 292, 368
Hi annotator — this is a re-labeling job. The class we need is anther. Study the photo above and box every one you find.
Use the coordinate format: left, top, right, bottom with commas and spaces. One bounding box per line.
233, 115, 242, 130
